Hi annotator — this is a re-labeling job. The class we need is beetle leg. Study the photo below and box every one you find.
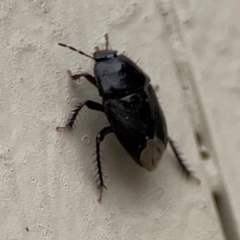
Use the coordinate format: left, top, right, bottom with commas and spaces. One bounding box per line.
153, 84, 160, 92
56, 100, 104, 130
95, 46, 100, 52
95, 126, 113, 202
67, 70, 97, 87
168, 137, 201, 185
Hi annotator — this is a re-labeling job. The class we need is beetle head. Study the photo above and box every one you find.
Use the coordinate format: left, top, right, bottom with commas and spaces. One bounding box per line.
94, 50, 118, 62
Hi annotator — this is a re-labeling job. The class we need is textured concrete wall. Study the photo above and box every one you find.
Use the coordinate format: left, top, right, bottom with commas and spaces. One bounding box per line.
1, 1, 239, 239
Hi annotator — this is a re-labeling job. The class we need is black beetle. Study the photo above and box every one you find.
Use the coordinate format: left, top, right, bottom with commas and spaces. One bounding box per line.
57, 34, 200, 202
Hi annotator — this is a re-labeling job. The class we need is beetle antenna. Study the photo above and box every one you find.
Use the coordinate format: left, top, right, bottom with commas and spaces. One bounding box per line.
104, 33, 109, 50
58, 43, 94, 59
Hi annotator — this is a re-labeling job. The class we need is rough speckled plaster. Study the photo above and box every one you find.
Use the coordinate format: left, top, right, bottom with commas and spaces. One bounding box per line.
1, 0, 239, 239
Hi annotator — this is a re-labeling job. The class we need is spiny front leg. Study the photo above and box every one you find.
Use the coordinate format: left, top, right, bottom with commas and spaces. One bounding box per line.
56, 100, 104, 131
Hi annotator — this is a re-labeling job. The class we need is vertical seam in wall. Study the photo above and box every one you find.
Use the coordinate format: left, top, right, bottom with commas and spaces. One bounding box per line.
156, 1, 240, 239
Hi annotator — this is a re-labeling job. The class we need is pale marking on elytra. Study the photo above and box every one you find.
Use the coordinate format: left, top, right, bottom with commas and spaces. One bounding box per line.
140, 135, 166, 171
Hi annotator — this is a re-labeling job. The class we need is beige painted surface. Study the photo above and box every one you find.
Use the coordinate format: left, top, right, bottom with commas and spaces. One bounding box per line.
1, 0, 239, 239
